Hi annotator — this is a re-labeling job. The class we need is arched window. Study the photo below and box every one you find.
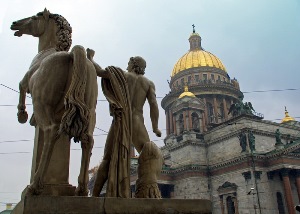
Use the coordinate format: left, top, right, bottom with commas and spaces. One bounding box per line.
207, 102, 214, 123
226, 196, 235, 214
276, 192, 285, 214
191, 112, 200, 132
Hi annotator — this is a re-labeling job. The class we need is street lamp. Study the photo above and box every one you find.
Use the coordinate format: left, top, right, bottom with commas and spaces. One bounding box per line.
247, 187, 257, 214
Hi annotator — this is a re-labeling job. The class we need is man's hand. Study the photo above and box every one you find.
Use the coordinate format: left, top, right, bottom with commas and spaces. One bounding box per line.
153, 129, 162, 137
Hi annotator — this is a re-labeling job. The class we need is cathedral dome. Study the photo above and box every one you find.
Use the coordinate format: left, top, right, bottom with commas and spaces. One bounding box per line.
171, 28, 226, 77
171, 50, 226, 77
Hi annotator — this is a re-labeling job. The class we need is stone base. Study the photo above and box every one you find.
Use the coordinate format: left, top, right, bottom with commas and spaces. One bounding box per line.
12, 196, 212, 214
21, 184, 76, 199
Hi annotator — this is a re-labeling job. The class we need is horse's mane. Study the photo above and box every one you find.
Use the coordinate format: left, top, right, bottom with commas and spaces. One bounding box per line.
37, 12, 72, 51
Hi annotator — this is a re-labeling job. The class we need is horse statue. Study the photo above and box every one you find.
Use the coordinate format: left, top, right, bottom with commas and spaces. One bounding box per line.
11, 9, 98, 196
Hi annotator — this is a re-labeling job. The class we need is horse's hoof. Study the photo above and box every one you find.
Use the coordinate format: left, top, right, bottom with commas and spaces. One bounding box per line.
75, 187, 88, 196
26, 185, 42, 196
17, 111, 28, 124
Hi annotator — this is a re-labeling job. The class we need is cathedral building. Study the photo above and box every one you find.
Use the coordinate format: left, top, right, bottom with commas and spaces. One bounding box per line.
89, 28, 300, 214
152, 29, 300, 214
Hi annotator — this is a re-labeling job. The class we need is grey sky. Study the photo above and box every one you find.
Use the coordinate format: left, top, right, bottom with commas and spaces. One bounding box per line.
0, 0, 299, 210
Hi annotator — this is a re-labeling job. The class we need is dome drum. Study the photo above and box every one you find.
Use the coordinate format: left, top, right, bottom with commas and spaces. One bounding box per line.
170, 66, 229, 87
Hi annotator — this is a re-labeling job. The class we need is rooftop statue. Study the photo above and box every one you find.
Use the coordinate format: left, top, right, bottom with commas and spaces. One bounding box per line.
11, 9, 98, 196
87, 49, 163, 198
228, 97, 255, 117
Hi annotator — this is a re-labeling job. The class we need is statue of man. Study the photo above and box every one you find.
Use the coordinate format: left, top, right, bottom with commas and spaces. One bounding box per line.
275, 129, 282, 145
248, 131, 255, 152
87, 49, 162, 198
238, 132, 247, 152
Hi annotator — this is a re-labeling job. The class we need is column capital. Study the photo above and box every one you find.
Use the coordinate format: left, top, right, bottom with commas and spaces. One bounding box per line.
295, 169, 300, 177
280, 168, 290, 177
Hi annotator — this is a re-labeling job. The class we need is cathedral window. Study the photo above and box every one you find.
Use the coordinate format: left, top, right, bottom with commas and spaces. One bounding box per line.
218, 104, 225, 122
191, 112, 200, 132
195, 75, 199, 82
211, 74, 215, 81
188, 76, 192, 85
207, 102, 214, 123
181, 78, 184, 86
226, 196, 236, 214
203, 74, 207, 80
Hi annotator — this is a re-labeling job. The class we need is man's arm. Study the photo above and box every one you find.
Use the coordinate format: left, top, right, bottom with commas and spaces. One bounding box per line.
147, 80, 161, 137
86, 48, 109, 78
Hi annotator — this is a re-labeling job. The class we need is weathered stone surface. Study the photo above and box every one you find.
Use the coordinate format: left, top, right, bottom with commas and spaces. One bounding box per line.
12, 196, 212, 214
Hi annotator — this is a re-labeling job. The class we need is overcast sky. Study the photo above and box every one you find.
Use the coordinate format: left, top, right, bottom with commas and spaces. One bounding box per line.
0, 0, 299, 210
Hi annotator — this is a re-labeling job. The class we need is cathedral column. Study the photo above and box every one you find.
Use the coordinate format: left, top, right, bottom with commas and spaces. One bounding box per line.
203, 97, 208, 126
213, 96, 218, 123
169, 110, 173, 134
173, 116, 177, 135
295, 170, 300, 203
233, 193, 239, 214
223, 97, 228, 120
281, 169, 295, 214
201, 112, 206, 132
188, 110, 192, 130
219, 195, 225, 214
183, 111, 187, 131
166, 110, 170, 136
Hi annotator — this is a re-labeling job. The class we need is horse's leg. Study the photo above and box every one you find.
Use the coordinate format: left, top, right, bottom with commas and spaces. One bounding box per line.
18, 63, 40, 124
28, 123, 60, 195
75, 133, 94, 196
17, 76, 29, 123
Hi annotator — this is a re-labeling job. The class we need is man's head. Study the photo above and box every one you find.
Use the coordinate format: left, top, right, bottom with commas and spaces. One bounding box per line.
127, 56, 146, 75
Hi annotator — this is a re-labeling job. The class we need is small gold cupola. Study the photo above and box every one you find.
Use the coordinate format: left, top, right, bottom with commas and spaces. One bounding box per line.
281, 106, 295, 123
179, 85, 195, 99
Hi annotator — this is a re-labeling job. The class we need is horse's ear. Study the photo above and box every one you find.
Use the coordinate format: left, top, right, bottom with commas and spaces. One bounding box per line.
43, 8, 50, 21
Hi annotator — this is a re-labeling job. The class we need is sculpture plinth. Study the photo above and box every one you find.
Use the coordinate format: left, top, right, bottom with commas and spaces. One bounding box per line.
12, 196, 212, 214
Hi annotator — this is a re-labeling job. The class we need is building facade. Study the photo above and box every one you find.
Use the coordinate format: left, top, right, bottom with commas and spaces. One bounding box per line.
89, 29, 300, 214
143, 30, 300, 214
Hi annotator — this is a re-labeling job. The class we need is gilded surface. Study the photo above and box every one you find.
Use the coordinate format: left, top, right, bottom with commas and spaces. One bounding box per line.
171, 50, 226, 76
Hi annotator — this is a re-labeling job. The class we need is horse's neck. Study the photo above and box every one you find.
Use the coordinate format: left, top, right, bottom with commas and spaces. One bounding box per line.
38, 19, 58, 53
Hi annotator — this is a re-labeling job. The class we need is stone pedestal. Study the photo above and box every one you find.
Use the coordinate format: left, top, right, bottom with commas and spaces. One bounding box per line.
12, 196, 212, 214
31, 126, 71, 184
26, 126, 75, 197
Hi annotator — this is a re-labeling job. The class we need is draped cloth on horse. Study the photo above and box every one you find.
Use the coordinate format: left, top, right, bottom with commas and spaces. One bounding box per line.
101, 66, 132, 198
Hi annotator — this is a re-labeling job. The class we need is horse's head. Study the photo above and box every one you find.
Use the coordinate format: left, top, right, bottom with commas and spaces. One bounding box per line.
11, 8, 72, 51
11, 8, 51, 37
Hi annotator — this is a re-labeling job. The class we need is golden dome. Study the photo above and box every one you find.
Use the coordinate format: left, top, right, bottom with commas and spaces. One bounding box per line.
281, 107, 295, 123
179, 85, 196, 98
171, 49, 226, 77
